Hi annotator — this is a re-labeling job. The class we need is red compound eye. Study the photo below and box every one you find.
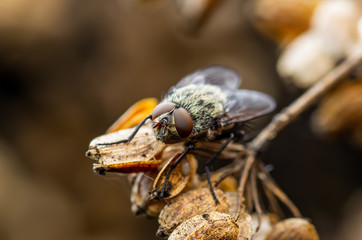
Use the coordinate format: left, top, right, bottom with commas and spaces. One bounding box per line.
152, 102, 176, 120
174, 108, 193, 138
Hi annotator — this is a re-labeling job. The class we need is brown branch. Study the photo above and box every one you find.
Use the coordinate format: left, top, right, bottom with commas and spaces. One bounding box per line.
250, 166, 262, 231
257, 161, 301, 217
248, 48, 362, 152
235, 48, 362, 221
235, 151, 255, 220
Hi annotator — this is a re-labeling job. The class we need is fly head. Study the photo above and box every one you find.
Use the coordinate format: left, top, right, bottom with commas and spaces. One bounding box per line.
152, 102, 193, 143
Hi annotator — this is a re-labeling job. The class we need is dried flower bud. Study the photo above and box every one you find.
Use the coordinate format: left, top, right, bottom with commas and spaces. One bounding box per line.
265, 218, 319, 240
252, 214, 279, 240
237, 212, 253, 240
277, 0, 362, 88
311, 80, 362, 147
157, 187, 229, 237
277, 30, 340, 88
224, 192, 240, 217
86, 123, 165, 174
224, 192, 253, 239
168, 212, 239, 240
152, 150, 197, 199
130, 171, 165, 217
217, 175, 238, 192
249, 0, 319, 45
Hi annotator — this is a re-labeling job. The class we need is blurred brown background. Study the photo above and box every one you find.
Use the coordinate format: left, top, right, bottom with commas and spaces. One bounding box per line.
0, 0, 361, 239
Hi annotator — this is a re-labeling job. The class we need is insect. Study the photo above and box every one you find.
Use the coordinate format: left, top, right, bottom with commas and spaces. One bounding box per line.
97, 66, 276, 203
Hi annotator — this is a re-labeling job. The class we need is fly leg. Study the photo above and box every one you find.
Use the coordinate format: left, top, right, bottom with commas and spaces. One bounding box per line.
203, 132, 238, 204
96, 115, 152, 146
158, 144, 194, 198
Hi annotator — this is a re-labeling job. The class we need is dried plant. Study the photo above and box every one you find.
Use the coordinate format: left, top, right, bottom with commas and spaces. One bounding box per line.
83, 1, 362, 237
85, 46, 362, 239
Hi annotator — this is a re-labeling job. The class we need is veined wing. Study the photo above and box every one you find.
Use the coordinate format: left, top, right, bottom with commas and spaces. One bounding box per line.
168, 66, 241, 95
221, 89, 276, 125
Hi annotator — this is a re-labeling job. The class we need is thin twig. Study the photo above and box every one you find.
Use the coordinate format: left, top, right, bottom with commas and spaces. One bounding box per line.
257, 162, 301, 217
262, 181, 284, 218
251, 166, 262, 231
235, 152, 255, 221
248, 48, 362, 152
235, 48, 362, 221
245, 180, 253, 213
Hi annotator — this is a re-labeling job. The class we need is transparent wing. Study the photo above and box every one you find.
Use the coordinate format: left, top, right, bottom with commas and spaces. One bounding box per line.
221, 89, 276, 124
171, 66, 241, 91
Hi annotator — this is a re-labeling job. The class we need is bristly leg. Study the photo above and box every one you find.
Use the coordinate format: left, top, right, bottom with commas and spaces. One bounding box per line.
204, 166, 219, 204
158, 144, 194, 198
203, 132, 237, 204
97, 115, 152, 146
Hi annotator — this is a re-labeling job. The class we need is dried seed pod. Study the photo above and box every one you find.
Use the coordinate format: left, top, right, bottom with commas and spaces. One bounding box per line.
152, 149, 197, 199
311, 80, 362, 147
225, 192, 239, 217
168, 212, 239, 240
224, 191, 253, 239
252, 214, 279, 240
128, 141, 196, 216
130, 171, 165, 217
158, 143, 186, 162
157, 187, 229, 237
237, 212, 253, 240
225, 192, 268, 240
86, 123, 166, 174
265, 218, 319, 240
249, 0, 319, 45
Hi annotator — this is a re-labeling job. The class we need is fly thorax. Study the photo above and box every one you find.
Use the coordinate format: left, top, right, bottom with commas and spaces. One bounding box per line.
164, 84, 227, 137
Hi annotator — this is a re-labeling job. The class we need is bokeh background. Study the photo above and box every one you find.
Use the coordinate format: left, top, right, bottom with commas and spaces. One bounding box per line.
0, 0, 361, 239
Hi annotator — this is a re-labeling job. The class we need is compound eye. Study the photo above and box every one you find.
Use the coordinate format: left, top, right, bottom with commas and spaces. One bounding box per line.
174, 108, 193, 138
152, 102, 176, 120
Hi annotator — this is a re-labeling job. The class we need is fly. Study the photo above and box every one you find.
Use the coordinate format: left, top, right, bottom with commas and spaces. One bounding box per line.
97, 66, 276, 203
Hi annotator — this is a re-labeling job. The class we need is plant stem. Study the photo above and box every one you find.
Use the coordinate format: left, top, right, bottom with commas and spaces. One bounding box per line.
248, 48, 362, 152
235, 48, 362, 221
